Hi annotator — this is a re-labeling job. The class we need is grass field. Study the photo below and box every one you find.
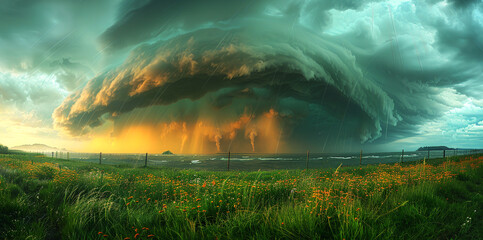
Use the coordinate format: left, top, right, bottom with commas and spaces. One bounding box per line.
0, 152, 481, 239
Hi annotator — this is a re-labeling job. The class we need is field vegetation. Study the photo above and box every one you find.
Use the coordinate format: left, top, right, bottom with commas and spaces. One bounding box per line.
0, 151, 481, 239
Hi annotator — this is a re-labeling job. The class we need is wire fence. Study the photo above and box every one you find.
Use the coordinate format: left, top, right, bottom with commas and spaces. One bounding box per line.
27, 149, 483, 171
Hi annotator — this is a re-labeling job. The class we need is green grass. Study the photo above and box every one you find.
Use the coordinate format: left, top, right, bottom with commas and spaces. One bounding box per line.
0, 152, 481, 239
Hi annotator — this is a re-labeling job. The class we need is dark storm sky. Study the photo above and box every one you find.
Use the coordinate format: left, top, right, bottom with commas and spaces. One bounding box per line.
0, 0, 482, 153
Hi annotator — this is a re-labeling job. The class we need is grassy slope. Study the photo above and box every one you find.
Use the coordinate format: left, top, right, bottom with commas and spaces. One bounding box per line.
0, 153, 481, 240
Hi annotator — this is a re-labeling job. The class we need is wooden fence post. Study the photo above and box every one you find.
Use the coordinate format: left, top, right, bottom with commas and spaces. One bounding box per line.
443, 150, 446, 159
306, 150, 310, 170
359, 150, 362, 166
401, 149, 404, 163
227, 151, 231, 171
145, 153, 148, 167
99, 152, 102, 165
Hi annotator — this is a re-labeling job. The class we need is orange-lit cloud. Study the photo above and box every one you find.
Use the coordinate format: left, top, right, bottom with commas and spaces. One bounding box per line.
83, 109, 286, 154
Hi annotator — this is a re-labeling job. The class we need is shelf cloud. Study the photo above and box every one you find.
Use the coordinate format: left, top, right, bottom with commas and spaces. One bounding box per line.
2, 0, 482, 152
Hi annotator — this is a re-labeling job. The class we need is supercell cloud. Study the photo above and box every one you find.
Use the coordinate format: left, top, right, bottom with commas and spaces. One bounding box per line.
54, 0, 483, 153
2, 0, 482, 152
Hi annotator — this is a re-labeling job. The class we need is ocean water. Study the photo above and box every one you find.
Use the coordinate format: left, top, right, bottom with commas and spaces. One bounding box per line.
56, 149, 482, 171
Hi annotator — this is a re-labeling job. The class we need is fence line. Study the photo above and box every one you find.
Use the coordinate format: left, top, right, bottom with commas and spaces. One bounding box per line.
29, 149, 483, 171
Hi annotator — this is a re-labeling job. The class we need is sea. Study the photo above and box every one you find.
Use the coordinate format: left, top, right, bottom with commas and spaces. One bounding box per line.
51, 149, 483, 171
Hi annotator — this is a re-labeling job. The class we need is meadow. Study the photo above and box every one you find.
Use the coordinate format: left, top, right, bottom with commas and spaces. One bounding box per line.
0, 152, 481, 239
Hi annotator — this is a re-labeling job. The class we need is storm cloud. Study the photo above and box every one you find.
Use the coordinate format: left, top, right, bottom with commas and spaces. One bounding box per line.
54, 25, 399, 149
51, 0, 483, 152
1, 0, 481, 152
